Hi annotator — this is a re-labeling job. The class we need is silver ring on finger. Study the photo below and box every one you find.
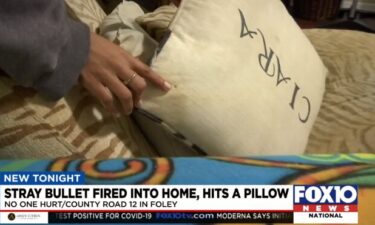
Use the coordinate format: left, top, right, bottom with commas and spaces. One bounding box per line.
124, 73, 137, 86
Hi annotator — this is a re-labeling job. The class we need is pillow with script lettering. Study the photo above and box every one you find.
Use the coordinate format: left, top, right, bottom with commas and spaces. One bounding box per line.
140, 0, 327, 156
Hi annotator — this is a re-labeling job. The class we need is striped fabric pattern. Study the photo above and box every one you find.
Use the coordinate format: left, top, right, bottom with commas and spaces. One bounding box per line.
0, 77, 156, 159
304, 29, 375, 154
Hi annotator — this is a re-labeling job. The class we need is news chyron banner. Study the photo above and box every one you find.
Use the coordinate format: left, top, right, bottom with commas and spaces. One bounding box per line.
0, 172, 358, 224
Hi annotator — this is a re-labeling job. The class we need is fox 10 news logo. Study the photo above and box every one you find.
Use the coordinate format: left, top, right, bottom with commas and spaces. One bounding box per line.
293, 185, 358, 224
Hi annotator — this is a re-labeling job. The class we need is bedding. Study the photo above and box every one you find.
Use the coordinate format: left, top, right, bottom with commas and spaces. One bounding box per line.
65, 0, 375, 157
0, 76, 155, 159
140, 0, 327, 156
99, 1, 159, 63
304, 29, 375, 154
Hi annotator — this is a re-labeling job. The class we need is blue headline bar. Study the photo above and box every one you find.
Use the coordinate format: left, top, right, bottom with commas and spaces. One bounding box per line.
0, 172, 85, 185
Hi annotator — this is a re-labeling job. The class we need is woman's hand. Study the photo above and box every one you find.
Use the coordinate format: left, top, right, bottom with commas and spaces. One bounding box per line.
80, 33, 171, 117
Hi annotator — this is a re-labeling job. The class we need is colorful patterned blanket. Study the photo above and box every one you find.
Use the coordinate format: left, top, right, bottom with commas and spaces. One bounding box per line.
1, 154, 374, 224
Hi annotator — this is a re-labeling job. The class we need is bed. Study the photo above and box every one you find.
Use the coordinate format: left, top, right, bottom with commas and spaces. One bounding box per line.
1, 0, 374, 158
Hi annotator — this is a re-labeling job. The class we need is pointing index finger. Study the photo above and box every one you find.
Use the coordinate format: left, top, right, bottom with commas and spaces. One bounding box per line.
132, 58, 172, 92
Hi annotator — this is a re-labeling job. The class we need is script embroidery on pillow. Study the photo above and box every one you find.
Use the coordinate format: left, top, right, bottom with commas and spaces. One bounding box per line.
238, 9, 311, 123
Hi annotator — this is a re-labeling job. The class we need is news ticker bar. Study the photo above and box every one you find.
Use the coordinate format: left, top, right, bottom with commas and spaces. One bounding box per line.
1, 212, 294, 224
49, 212, 294, 223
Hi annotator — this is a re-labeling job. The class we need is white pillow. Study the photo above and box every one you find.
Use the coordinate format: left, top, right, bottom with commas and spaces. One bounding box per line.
141, 0, 327, 156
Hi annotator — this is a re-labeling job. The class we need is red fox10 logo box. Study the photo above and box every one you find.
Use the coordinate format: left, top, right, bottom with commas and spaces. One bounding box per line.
293, 185, 358, 224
